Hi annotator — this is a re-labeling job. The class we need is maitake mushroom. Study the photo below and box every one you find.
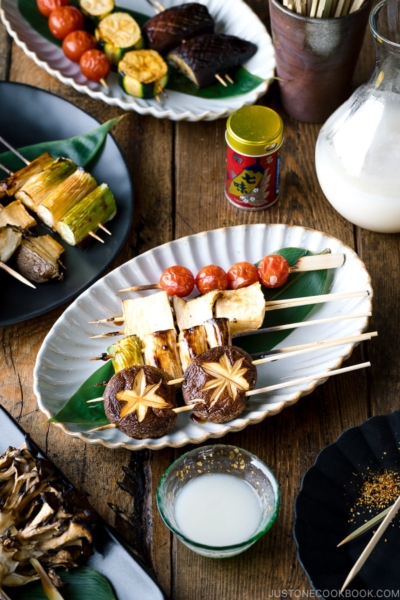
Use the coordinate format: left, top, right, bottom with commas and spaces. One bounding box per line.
0, 445, 96, 599
182, 345, 257, 423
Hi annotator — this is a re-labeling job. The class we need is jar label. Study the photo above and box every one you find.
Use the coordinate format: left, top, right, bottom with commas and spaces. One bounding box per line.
225, 147, 281, 210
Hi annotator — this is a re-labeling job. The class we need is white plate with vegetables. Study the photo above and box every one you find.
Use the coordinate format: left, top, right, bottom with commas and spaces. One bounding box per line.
0, 0, 275, 121
33, 224, 373, 451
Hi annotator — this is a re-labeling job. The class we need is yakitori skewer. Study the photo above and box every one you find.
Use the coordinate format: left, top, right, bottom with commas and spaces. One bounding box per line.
340, 494, 400, 592
89, 289, 369, 335
87, 361, 371, 433
0, 139, 114, 244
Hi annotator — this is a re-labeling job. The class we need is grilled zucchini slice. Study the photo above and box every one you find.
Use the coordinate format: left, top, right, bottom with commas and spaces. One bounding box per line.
95, 12, 143, 65
79, 0, 114, 21
119, 50, 168, 99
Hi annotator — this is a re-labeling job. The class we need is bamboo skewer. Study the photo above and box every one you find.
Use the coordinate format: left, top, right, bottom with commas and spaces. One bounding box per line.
215, 74, 228, 87
118, 254, 345, 294
0, 162, 12, 176
283, 0, 364, 15
340, 494, 400, 592
1, 141, 110, 244
0, 261, 36, 289
337, 505, 392, 547
89, 289, 370, 333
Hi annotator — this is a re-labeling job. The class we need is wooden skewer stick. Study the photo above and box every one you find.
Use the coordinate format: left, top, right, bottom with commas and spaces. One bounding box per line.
337, 505, 392, 547
265, 290, 369, 311
98, 224, 112, 235
89, 231, 104, 243
166, 332, 376, 386
215, 74, 228, 87
0, 261, 36, 288
100, 78, 109, 90
0, 136, 30, 165
0, 161, 13, 176
88, 423, 118, 433
225, 74, 234, 84
158, 86, 169, 99
155, 94, 162, 105
145, 0, 166, 13
246, 362, 371, 396
340, 494, 400, 592
118, 254, 345, 294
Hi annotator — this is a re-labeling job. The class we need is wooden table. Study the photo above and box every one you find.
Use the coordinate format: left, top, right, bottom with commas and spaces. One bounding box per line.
1, 2, 394, 598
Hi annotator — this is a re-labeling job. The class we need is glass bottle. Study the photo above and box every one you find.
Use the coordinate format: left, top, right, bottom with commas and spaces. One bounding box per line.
315, 0, 400, 233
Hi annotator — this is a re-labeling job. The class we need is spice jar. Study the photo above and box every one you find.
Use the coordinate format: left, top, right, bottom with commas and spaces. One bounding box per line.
225, 106, 284, 211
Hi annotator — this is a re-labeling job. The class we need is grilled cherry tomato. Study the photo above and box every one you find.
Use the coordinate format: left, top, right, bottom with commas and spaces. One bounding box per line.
48, 6, 84, 40
80, 49, 111, 81
196, 265, 228, 295
257, 254, 290, 289
62, 30, 97, 62
159, 266, 194, 297
37, 0, 70, 18
227, 261, 258, 290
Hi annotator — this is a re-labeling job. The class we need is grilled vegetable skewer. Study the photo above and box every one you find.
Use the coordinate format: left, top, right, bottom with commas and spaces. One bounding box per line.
95, 12, 144, 65
119, 50, 169, 99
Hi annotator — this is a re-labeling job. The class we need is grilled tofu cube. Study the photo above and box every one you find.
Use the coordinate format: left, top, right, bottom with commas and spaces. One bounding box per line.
173, 290, 222, 331
214, 282, 266, 335
122, 291, 174, 339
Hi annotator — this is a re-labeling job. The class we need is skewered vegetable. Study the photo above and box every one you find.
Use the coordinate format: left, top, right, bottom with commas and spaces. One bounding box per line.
14, 235, 65, 283
37, 0, 70, 18
95, 12, 144, 65
258, 254, 290, 289
142, 329, 183, 380
80, 48, 111, 81
0, 200, 37, 230
0, 445, 96, 596
118, 50, 168, 99
103, 365, 177, 438
48, 5, 85, 40
57, 183, 116, 246
0, 226, 22, 263
37, 167, 97, 229
182, 345, 257, 423
142, 2, 214, 54
178, 324, 208, 372
204, 317, 232, 348
108, 335, 143, 372
79, 0, 114, 21
167, 33, 257, 88
196, 264, 228, 294
0, 153, 53, 199
227, 261, 258, 290
159, 265, 194, 297
62, 29, 97, 62
15, 158, 77, 210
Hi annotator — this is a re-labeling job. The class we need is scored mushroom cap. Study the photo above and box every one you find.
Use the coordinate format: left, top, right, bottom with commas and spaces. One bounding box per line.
104, 365, 177, 439
182, 345, 257, 423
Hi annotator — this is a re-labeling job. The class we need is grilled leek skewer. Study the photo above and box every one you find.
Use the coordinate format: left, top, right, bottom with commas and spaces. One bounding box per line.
0, 153, 53, 199
15, 158, 77, 211
95, 12, 143, 65
119, 50, 168, 99
108, 335, 143, 372
57, 183, 116, 246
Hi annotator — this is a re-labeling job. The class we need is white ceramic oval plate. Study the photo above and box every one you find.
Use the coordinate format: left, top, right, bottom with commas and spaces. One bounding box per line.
0, 0, 275, 121
34, 224, 373, 451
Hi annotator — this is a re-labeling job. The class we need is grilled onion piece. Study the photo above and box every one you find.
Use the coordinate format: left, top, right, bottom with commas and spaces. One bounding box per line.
142, 3, 214, 54
167, 33, 257, 88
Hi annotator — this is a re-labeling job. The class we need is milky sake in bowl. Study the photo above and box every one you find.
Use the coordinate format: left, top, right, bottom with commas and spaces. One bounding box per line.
156, 445, 280, 558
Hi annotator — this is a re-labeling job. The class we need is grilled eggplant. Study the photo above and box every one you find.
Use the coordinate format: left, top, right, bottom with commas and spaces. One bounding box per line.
142, 3, 214, 54
119, 50, 168, 99
167, 33, 257, 88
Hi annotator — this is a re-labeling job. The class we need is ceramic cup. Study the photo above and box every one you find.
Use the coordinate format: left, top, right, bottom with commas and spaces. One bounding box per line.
269, 0, 373, 123
156, 444, 280, 558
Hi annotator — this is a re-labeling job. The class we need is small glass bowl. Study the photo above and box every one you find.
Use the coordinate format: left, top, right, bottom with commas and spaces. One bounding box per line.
156, 444, 280, 558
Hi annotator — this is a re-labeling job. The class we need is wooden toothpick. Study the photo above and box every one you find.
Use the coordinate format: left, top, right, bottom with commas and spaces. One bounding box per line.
0, 261, 36, 288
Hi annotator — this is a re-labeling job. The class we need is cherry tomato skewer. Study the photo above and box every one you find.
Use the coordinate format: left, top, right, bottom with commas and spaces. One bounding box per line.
227, 262, 258, 290
195, 265, 228, 295
119, 265, 195, 297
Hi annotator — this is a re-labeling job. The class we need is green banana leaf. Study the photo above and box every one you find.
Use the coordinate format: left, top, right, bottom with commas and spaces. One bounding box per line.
8, 567, 116, 600
0, 116, 124, 173
18, 0, 266, 99
49, 247, 329, 427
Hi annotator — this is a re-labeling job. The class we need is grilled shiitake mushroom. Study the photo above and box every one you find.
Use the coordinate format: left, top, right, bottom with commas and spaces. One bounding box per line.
167, 33, 257, 88
142, 3, 214, 54
104, 365, 177, 439
182, 345, 257, 423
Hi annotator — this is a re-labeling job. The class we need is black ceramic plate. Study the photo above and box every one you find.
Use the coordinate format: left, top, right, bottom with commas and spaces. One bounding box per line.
294, 411, 400, 597
0, 82, 133, 327
0, 405, 165, 600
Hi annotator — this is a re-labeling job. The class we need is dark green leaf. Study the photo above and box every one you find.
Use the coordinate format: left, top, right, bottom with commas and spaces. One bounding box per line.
235, 248, 329, 355
48, 361, 114, 426
8, 567, 116, 600
0, 116, 125, 173
17, 0, 266, 99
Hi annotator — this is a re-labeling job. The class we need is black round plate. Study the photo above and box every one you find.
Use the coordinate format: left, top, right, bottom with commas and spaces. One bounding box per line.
0, 82, 133, 326
294, 411, 400, 597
